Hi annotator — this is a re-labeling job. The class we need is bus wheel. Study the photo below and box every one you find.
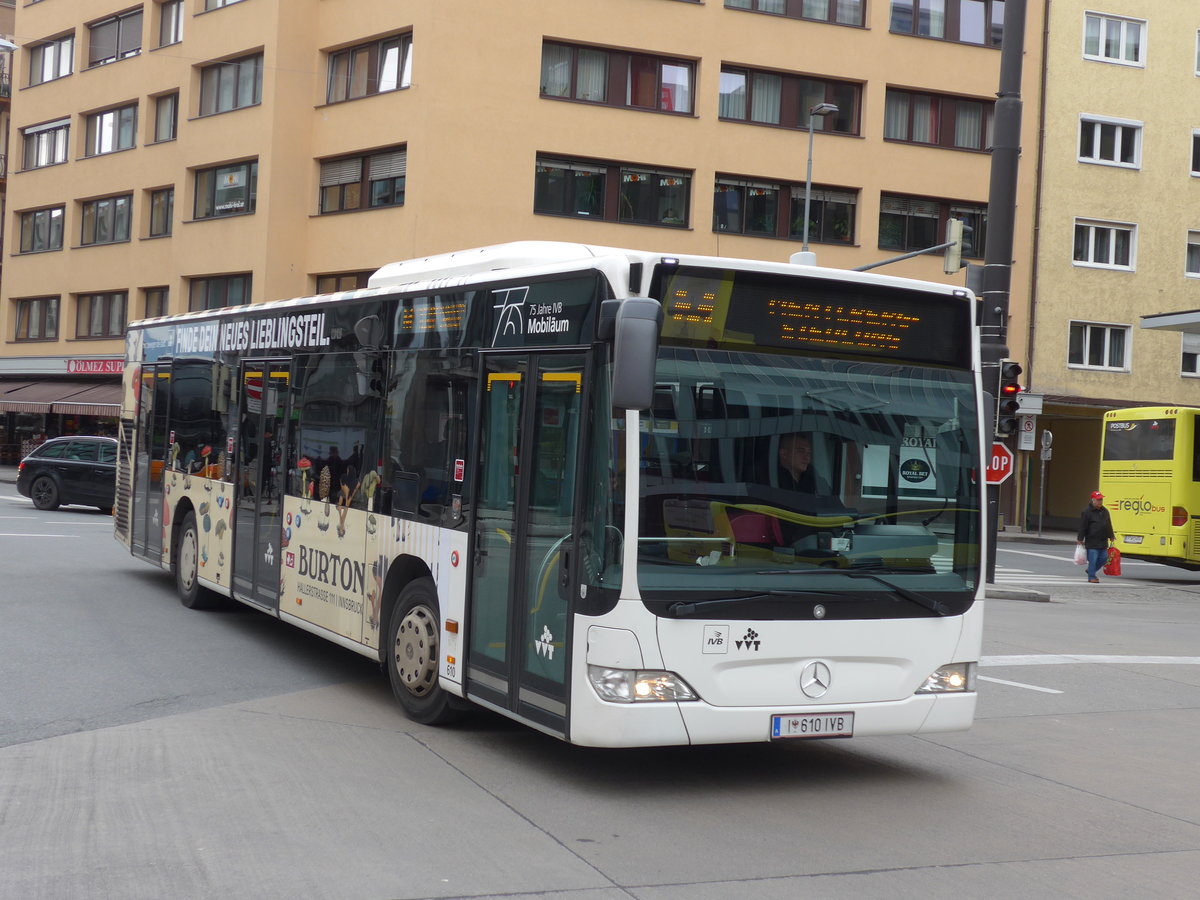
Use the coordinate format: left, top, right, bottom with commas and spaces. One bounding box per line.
387, 578, 461, 725
175, 510, 220, 610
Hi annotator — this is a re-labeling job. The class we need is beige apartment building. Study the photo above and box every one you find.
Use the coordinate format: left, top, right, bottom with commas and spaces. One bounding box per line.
1025, 1, 1200, 527
0, 1, 1038, 479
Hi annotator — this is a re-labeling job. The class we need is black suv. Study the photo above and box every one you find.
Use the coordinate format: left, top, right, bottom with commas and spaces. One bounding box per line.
17, 436, 118, 512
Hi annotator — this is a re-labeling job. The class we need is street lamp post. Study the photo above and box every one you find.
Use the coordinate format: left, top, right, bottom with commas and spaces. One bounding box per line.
800, 102, 839, 259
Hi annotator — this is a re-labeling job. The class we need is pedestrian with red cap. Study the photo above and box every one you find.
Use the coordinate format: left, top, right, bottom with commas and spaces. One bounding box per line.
1076, 490, 1114, 583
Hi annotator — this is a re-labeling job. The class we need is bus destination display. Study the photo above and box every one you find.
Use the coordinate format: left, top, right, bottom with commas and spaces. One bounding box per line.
658, 267, 968, 366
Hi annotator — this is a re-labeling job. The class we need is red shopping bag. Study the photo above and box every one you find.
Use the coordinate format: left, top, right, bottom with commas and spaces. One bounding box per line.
1103, 547, 1122, 576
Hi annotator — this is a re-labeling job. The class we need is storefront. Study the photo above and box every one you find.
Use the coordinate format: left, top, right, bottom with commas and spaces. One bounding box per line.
0, 360, 122, 463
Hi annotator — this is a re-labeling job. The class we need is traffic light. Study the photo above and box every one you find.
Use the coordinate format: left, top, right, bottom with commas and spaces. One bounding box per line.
944, 218, 965, 274
995, 359, 1023, 436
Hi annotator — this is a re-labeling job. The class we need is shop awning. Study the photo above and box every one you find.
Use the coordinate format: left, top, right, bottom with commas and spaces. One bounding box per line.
0, 380, 122, 415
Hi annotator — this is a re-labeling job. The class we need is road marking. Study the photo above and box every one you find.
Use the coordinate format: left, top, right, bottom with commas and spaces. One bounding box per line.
0, 533, 78, 538
978, 675, 1063, 694
998, 547, 1157, 567
983, 654, 1200, 666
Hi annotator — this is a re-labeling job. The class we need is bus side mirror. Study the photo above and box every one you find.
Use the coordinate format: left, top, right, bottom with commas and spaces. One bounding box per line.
611, 297, 663, 411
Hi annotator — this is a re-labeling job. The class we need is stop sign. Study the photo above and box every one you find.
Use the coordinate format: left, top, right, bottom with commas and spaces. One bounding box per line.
986, 442, 1014, 484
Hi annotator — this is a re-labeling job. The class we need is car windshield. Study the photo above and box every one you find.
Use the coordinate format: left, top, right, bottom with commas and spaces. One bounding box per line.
611, 348, 981, 612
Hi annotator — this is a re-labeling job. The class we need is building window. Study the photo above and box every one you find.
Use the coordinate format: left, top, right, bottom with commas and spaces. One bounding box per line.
1192, 131, 1200, 177
315, 272, 373, 293
199, 54, 263, 116
76, 292, 127, 338
883, 89, 993, 150
1188, 231, 1200, 277
204, 0, 247, 9
889, 0, 1004, 46
154, 93, 179, 142
1182, 334, 1200, 376
950, 204, 988, 258
190, 275, 251, 311
533, 159, 607, 219
144, 287, 169, 318
534, 156, 692, 226
194, 160, 258, 219
541, 43, 694, 114
88, 9, 143, 67
14, 297, 60, 341
1073, 219, 1135, 270
81, 195, 133, 246
29, 34, 74, 86
159, 0, 184, 47
149, 188, 174, 237
714, 176, 857, 244
1068, 322, 1129, 370
327, 34, 412, 103
22, 119, 70, 170
719, 66, 859, 134
1078, 116, 1141, 168
19, 206, 65, 253
879, 195, 986, 255
1084, 12, 1145, 66
724, 1, 865, 27
85, 104, 138, 157
318, 148, 406, 213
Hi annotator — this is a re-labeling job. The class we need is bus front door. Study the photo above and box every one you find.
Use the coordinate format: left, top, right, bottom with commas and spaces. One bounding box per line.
467, 353, 586, 736
232, 362, 290, 609
132, 365, 170, 564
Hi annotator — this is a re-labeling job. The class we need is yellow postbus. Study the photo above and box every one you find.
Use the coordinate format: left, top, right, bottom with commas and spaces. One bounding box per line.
1099, 406, 1200, 570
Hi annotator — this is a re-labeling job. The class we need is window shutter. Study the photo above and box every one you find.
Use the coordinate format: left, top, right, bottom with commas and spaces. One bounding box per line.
368, 150, 406, 179
321, 157, 363, 187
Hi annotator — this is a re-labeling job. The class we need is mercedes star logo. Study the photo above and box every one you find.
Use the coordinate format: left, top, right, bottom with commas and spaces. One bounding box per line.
800, 661, 832, 699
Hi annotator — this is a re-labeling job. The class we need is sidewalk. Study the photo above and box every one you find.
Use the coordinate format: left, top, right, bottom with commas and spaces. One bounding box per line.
0, 464, 16, 484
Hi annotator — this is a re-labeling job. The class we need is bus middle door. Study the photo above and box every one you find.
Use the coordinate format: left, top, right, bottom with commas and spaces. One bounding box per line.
467, 352, 586, 736
232, 361, 290, 609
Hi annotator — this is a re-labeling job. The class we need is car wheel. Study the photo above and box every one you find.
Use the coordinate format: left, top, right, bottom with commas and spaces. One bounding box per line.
386, 578, 464, 725
30, 475, 60, 511
175, 510, 220, 609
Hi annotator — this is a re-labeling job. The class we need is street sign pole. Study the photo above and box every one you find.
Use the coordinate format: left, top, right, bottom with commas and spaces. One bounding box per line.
1038, 430, 1053, 537
984, 442, 1015, 584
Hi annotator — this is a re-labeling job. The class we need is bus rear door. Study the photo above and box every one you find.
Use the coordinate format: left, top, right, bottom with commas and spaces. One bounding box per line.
132, 365, 170, 564
467, 352, 586, 736
232, 361, 290, 609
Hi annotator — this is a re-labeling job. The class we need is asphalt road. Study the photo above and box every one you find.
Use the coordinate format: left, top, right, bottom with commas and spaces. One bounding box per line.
2, 484, 1198, 899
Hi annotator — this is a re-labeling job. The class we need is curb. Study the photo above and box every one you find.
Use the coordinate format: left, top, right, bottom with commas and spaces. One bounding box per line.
985, 586, 1052, 603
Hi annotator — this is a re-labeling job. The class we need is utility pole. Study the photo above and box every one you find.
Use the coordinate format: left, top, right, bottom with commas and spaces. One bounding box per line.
982, 0, 1027, 583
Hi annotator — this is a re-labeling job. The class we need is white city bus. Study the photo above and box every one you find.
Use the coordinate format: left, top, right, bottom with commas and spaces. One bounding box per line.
116, 242, 986, 747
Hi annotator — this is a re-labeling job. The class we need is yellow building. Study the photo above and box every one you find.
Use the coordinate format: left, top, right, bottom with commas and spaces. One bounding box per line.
1026, 0, 1200, 527
0, 0, 1039, 473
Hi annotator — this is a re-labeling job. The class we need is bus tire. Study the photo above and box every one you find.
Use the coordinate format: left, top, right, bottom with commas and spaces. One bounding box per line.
175, 510, 220, 610
387, 577, 461, 725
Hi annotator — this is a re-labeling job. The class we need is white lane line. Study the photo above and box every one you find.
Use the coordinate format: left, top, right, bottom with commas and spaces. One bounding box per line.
998, 547, 1158, 567
0, 533, 78, 538
978, 675, 1063, 694
983, 655, 1200, 665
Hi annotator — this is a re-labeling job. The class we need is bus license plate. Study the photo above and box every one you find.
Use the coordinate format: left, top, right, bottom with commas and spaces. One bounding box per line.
1123, 535, 1143, 544
771, 712, 854, 739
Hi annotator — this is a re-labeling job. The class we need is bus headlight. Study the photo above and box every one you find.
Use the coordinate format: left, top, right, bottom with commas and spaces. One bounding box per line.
915, 662, 977, 694
587, 666, 699, 703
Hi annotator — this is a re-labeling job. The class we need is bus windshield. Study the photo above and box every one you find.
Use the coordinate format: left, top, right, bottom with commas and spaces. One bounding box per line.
628, 348, 980, 613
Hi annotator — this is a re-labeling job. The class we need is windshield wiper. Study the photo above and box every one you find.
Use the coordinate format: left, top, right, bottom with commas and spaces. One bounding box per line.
667, 590, 841, 618
752, 568, 951, 617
